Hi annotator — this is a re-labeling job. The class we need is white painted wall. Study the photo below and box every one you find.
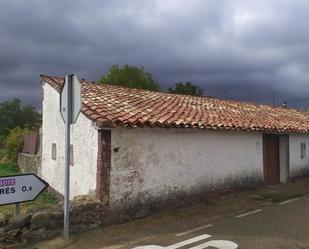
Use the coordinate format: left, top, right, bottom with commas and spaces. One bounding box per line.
110, 128, 264, 208
42, 83, 98, 199
289, 134, 309, 176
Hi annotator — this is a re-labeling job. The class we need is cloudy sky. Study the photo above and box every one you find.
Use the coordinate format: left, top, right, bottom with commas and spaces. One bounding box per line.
1, 0, 309, 109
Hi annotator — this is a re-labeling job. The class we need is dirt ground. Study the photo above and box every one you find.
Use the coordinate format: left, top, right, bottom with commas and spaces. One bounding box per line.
36, 177, 309, 249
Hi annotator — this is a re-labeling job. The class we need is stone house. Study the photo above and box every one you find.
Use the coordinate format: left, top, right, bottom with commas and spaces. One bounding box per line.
41, 75, 309, 212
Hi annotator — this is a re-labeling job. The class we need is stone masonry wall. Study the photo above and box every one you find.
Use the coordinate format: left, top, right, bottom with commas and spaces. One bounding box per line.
18, 127, 42, 177
18, 153, 42, 176
0, 196, 107, 247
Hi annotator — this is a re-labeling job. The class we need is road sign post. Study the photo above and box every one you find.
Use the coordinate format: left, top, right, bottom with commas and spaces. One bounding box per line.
60, 74, 81, 240
0, 173, 48, 206
15, 203, 20, 216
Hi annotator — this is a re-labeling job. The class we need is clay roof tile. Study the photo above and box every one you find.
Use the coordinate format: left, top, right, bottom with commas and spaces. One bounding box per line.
41, 75, 309, 133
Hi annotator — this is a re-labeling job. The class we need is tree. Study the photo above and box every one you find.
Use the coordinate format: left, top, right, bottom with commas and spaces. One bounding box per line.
99, 65, 160, 91
4, 127, 30, 162
0, 99, 41, 143
168, 82, 204, 96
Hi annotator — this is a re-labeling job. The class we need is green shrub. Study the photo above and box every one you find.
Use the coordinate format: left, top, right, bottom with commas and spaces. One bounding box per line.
0, 162, 19, 176
4, 127, 30, 162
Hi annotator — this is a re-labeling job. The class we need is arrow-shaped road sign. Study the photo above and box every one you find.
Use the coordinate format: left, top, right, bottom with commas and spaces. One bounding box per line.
0, 173, 48, 206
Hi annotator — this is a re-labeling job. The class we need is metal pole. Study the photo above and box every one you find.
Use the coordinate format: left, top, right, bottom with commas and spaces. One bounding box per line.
15, 203, 20, 216
64, 76, 72, 240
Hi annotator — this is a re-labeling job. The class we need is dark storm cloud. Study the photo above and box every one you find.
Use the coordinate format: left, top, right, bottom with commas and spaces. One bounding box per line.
1, 0, 309, 109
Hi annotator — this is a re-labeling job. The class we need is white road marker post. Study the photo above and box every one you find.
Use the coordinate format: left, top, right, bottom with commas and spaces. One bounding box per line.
60, 74, 81, 240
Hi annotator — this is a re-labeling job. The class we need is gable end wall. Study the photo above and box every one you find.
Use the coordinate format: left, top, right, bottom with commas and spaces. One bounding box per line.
42, 83, 98, 199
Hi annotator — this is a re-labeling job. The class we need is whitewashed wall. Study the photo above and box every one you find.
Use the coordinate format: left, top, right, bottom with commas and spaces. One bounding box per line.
42, 83, 98, 199
289, 134, 309, 177
110, 128, 264, 208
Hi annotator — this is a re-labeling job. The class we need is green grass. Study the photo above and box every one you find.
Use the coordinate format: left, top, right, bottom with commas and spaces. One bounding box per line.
0, 191, 58, 218
0, 162, 58, 217
26, 192, 58, 209
0, 162, 19, 176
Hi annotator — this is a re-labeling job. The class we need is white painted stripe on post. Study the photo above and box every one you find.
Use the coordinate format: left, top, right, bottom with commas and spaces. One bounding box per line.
166, 234, 211, 249
236, 209, 262, 218
176, 224, 213, 237
279, 198, 299, 205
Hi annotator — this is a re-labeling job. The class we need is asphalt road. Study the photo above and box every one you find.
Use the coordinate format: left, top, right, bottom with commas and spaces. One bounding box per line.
130, 195, 309, 249
205, 195, 309, 248
38, 192, 309, 249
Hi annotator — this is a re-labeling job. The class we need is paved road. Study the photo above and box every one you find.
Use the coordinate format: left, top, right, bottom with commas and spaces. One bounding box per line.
38, 193, 309, 249
205, 195, 309, 248
129, 195, 309, 249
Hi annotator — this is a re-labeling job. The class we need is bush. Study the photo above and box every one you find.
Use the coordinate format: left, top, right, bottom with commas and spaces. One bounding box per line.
0, 162, 19, 176
4, 127, 30, 162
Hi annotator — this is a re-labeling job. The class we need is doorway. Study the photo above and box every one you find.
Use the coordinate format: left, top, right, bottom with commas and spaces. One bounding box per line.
263, 134, 289, 185
263, 134, 280, 185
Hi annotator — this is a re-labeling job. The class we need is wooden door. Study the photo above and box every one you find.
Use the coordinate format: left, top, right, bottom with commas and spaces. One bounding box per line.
263, 134, 280, 185
96, 130, 111, 202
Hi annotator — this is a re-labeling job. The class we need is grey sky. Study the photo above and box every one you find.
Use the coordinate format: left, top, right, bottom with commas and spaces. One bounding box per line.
1, 0, 309, 109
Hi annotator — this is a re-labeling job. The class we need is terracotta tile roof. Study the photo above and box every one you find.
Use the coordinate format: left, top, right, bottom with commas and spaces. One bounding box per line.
41, 74, 309, 133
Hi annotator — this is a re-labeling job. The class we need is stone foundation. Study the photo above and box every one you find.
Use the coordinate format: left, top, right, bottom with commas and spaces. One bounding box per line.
110, 172, 265, 213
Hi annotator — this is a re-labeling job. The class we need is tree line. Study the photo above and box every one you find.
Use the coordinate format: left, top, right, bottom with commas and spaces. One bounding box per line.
0, 99, 41, 162
100, 64, 205, 96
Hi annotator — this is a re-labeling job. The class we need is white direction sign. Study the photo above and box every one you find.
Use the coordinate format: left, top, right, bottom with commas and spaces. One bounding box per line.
60, 74, 82, 124
0, 174, 48, 205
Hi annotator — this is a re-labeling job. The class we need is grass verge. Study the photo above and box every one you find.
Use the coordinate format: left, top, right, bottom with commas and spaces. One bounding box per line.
0, 162, 19, 176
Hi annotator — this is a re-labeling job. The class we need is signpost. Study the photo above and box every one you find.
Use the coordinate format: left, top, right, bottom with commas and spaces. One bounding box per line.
60, 74, 82, 240
0, 173, 48, 208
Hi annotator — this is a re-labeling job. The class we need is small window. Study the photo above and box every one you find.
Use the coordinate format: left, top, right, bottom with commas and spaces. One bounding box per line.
301, 142, 306, 158
52, 143, 57, 160
70, 145, 74, 166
